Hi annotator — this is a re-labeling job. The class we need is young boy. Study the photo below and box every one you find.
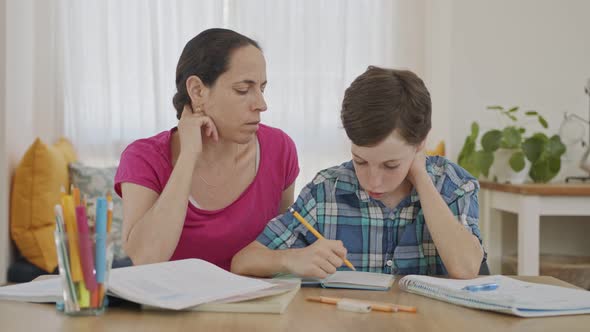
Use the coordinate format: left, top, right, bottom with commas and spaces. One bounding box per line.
232, 66, 486, 279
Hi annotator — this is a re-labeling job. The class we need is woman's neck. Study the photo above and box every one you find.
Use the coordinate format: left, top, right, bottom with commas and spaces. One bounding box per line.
199, 134, 240, 164
170, 130, 248, 168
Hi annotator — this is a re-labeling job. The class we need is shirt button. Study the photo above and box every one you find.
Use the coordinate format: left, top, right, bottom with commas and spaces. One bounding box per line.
386, 260, 393, 267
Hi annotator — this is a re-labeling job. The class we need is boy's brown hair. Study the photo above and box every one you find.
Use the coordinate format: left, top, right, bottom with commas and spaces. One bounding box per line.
341, 66, 431, 146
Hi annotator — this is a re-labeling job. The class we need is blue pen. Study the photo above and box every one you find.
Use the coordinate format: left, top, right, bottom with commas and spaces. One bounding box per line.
462, 283, 499, 292
95, 198, 108, 283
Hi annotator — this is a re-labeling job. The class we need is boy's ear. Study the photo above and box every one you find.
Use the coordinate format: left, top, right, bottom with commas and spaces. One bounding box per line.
186, 75, 209, 105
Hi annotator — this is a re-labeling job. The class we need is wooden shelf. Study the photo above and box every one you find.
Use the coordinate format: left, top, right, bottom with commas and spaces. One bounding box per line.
479, 180, 590, 196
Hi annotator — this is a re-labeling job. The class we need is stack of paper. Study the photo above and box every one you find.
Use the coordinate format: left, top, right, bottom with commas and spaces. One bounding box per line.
0, 259, 283, 311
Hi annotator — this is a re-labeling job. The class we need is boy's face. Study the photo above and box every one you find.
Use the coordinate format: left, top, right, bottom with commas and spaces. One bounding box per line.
351, 130, 418, 201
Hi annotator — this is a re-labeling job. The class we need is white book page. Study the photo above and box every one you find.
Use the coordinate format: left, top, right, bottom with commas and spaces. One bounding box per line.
322, 271, 393, 288
108, 259, 274, 310
0, 278, 61, 303
208, 279, 300, 304
485, 277, 590, 310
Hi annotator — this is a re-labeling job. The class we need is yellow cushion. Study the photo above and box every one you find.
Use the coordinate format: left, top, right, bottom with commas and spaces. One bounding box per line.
54, 137, 77, 163
426, 141, 445, 157
10, 138, 78, 272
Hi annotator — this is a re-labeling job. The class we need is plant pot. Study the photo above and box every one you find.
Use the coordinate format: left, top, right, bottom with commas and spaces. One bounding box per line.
490, 149, 531, 184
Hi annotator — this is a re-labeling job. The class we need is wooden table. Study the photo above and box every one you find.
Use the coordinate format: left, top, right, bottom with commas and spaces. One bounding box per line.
1, 276, 588, 331
479, 181, 590, 275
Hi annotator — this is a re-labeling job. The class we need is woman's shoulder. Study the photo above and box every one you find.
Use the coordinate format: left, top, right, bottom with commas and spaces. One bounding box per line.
118, 129, 174, 169
122, 129, 173, 157
115, 129, 174, 195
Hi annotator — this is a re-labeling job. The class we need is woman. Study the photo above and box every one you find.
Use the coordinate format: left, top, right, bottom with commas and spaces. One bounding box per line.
232, 66, 486, 279
115, 29, 299, 269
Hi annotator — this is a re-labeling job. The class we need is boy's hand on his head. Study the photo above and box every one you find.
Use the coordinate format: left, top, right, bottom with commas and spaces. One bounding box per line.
407, 149, 428, 186
283, 239, 347, 279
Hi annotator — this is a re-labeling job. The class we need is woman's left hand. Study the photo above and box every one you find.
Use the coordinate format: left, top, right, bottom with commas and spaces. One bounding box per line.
407, 149, 428, 186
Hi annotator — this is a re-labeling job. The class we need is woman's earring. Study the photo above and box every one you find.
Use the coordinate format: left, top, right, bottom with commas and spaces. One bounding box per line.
193, 104, 203, 114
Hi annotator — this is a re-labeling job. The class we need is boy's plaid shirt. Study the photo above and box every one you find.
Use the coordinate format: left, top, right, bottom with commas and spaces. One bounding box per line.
257, 156, 486, 275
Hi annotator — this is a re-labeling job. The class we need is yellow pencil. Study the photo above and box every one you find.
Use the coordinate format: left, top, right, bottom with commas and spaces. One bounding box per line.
61, 196, 83, 282
289, 207, 356, 271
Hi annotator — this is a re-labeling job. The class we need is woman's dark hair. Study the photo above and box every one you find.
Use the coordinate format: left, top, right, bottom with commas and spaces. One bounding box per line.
173, 28, 261, 119
341, 66, 431, 146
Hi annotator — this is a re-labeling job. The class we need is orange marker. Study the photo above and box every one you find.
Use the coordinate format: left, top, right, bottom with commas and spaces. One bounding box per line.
73, 187, 81, 207
306, 296, 417, 313
106, 191, 113, 233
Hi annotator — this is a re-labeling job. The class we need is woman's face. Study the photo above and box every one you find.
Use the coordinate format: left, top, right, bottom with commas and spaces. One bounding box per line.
202, 45, 267, 144
351, 130, 418, 201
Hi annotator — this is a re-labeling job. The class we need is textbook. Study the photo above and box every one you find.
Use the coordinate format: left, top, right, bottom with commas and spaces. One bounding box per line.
299, 271, 394, 291
144, 279, 301, 314
399, 275, 590, 317
0, 259, 277, 310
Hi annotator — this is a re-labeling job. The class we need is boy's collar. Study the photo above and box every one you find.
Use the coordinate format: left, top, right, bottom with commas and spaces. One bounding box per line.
336, 157, 477, 207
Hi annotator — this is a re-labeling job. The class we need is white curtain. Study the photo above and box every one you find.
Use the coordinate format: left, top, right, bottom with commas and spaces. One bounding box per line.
58, 0, 224, 165
227, 0, 426, 186
58, 0, 425, 189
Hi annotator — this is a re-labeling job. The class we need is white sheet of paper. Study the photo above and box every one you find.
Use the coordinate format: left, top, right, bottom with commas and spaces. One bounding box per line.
0, 278, 61, 303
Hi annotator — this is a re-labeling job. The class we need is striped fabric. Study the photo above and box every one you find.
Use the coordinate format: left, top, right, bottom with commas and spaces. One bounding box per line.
257, 156, 486, 275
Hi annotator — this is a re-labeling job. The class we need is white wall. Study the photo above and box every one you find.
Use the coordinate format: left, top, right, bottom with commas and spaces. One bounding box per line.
0, 0, 9, 285
447, 0, 590, 179
5, 0, 61, 167
424, 0, 453, 151
427, 0, 590, 266
1, 0, 62, 283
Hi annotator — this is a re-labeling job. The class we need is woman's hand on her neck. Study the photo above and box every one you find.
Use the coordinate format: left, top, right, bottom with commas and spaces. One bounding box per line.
177, 104, 219, 163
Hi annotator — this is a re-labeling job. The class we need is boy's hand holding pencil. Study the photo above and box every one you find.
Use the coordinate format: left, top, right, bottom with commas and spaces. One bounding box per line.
285, 208, 355, 279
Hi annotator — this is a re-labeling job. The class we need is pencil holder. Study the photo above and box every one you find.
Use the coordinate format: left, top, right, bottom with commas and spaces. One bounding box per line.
54, 232, 114, 316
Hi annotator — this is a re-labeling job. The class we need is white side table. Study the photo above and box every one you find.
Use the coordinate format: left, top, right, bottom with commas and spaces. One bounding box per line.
479, 181, 590, 276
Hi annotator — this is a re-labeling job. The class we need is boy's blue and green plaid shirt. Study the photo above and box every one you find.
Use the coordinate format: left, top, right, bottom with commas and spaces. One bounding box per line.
257, 156, 486, 275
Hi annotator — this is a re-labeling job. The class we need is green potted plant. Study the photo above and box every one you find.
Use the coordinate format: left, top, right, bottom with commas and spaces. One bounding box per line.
458, 105, 566, 183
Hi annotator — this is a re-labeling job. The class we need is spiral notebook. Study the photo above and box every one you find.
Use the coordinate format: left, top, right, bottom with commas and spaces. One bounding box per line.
399, 275, 590, 317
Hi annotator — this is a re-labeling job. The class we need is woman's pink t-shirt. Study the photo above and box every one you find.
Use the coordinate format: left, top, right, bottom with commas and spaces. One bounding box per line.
114, 124, 299, 270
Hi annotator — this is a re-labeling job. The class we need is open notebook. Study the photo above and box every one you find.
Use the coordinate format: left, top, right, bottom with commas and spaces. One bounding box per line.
300, 271, 394, 291
399, 275, 590, 317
